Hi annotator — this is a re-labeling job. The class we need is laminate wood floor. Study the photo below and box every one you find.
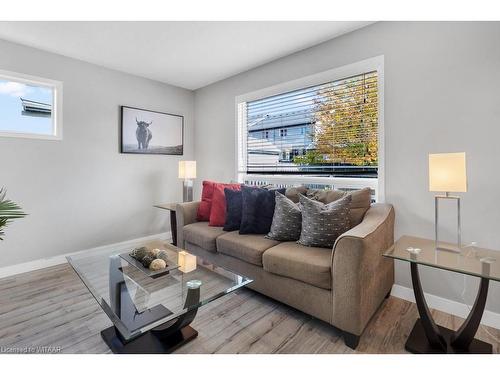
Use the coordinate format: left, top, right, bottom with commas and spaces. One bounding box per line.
0, 263, 498, 354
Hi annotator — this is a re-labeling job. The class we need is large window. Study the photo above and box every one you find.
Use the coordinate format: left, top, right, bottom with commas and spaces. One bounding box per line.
0, 70, 63, 140
236, 57, 383, 200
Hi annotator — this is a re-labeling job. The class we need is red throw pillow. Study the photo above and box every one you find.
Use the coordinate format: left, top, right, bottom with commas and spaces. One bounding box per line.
197, 180, 241, 222
197, 180, 217, 221
209, 183, 241, 226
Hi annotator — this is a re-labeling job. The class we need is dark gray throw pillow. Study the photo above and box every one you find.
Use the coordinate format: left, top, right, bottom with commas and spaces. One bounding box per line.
297, 194, 351, 248
266, 191, 302, 241
239, 186, 286, 235
223, 188, 242, 231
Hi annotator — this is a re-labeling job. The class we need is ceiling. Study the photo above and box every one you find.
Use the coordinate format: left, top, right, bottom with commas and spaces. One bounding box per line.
0, 21, 373, 90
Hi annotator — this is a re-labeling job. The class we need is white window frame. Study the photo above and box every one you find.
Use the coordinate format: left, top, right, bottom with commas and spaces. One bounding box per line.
0, 69, 63, 140
235, 55, 385, 202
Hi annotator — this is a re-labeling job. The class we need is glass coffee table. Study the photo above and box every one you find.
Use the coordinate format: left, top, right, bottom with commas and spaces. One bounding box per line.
67, 240, 252, 354
384, 235, 499, 354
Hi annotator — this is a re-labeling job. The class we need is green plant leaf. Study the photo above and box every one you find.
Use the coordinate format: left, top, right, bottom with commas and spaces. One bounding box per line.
0, 187, 27, 240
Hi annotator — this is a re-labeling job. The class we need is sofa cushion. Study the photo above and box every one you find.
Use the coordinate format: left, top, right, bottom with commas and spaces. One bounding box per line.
266, 191, 302, 241
307, 187, 371, 227
209, 183, 241, 227
217, 231, 279, 266
197, 180, 216, 221
298, 194, 351, 248
223, 188, 243, 231
285, 185, 308, 203
239, 186, 286, 235
263, 242, 332, 290
197, 180, 241, 222
183, 221, 226, 252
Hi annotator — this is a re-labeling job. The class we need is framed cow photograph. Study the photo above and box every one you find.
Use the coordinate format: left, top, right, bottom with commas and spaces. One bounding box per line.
120, 106, 183, 155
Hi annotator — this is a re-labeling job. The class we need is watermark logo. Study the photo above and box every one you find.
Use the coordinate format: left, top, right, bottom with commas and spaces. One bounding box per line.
0, 346, 62, 354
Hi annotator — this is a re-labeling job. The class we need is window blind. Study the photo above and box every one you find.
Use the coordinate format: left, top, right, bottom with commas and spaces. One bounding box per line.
240, 71, 378, 177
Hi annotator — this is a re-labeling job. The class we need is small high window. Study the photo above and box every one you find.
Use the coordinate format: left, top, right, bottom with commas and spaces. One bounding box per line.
0, 70, 63, 140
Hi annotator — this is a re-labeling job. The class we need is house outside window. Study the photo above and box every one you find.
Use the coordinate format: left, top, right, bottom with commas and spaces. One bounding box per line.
236, 57, 384, 201
0, 70, 63, 140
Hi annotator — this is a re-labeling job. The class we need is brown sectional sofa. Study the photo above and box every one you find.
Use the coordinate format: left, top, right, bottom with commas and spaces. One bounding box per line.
175, 188, 395, 349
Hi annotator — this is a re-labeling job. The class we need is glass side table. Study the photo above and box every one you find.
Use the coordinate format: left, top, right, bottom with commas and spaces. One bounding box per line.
384, 235, 499, 354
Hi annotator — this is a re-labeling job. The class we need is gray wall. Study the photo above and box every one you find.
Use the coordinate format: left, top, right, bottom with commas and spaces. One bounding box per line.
1, 22, 499, 314
0, 39, 195, 267
194, 22, 500, 312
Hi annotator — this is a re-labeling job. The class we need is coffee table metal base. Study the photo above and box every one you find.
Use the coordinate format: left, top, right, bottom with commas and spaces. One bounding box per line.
405, 319, 492, 354
101, 325, 198, 354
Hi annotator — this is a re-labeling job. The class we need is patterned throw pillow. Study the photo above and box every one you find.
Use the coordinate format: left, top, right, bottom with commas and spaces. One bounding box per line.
298, 194, 352, 248
266, 191, 302, 241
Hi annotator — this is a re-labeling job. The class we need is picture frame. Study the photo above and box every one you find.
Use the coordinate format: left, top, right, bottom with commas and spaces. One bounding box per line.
120, 105, 184, 155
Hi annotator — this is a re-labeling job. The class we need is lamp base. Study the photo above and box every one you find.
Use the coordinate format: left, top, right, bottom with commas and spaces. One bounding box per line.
434, 194, 461, 252
183, 180, 193, 202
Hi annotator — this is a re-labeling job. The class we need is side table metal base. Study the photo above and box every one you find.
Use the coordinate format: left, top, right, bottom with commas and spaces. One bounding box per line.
405, 319, 492, 354
101, 325, 198, 354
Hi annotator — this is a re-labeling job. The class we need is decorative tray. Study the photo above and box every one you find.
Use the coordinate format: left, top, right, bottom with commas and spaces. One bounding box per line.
119, 251, 179, 279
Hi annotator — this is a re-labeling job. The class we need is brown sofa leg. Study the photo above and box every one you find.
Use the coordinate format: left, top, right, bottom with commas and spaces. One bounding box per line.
343, 332, 360, 350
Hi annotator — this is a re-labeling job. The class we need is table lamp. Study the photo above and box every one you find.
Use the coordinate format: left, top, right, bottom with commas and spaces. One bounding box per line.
428, 152, 467, 252
178, 161, 196, 202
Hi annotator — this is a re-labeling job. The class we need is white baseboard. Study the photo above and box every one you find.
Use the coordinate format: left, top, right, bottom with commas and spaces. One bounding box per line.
391, 284, 500, 330
0, 231, 171, 279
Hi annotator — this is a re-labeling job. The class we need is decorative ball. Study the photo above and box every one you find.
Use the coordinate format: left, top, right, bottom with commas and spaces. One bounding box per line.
156, 250, 169, 263
141, 254, 155, 268
130, 246, 148, 261
151, 248, 161, 257
149, 259, 167, 271
144, 248, 156, 258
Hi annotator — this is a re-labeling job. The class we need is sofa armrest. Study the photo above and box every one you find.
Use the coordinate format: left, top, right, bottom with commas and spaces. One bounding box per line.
175, 201, 200, 248
331, 203, 395, 335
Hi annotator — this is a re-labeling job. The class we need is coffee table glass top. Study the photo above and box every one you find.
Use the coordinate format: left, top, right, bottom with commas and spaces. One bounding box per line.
67, 240, 252, 341
384, 235, 500, 282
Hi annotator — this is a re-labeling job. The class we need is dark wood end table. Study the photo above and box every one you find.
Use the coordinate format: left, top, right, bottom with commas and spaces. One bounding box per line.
154, 203, 178, 246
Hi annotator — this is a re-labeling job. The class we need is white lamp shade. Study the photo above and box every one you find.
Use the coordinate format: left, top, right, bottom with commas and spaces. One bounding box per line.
178, 161, 197, 179
429, 152, 467, 192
